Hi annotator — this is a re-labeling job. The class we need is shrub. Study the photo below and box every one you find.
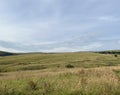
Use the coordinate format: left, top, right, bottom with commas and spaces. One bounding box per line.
114, 54, 118, 57
65, 64, 74, 68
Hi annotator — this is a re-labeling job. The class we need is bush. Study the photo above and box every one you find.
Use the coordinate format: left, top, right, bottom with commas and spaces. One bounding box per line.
65, 64, 74, 68
114, 54, 118, 57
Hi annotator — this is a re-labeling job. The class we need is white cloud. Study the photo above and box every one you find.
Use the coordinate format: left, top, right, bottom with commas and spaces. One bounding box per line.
25, 41, 58, 46
0, 46, 24, 53
97, 16, 120, 22
41, 42, 103, 52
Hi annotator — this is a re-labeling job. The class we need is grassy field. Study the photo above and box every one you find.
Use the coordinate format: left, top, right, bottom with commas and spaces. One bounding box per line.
0, 52, 120, 95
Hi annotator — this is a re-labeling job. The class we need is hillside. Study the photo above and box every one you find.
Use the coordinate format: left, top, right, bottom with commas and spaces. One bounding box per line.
0, 52, 120, 95
0, 51, 16, 56
0, 52, 119, 72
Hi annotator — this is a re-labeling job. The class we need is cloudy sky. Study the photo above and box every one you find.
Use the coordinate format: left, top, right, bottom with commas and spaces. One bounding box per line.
0, 0, 120, 52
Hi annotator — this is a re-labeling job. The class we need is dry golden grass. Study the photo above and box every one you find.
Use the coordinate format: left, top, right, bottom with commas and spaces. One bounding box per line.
0, 53, 120, 95
0, 66, 120, 95
0, 66, 120, 80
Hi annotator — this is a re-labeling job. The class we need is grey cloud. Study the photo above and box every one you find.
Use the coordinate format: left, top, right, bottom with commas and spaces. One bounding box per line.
0, 36, 119, 52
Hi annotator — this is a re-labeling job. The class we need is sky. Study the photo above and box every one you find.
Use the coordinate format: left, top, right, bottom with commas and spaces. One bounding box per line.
0, 0, 120, 52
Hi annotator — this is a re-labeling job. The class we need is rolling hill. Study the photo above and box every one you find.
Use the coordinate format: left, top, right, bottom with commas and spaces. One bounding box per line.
0, 51, 16, 56
0, 51, 120, 95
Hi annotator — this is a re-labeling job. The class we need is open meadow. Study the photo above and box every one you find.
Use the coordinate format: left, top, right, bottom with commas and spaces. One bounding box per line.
0, 52, 120, 95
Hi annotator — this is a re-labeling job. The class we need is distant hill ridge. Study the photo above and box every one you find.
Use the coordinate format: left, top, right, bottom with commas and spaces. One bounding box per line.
0, 50, 120, 56
96, 50, 120, 54
0, 51, 15, 56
